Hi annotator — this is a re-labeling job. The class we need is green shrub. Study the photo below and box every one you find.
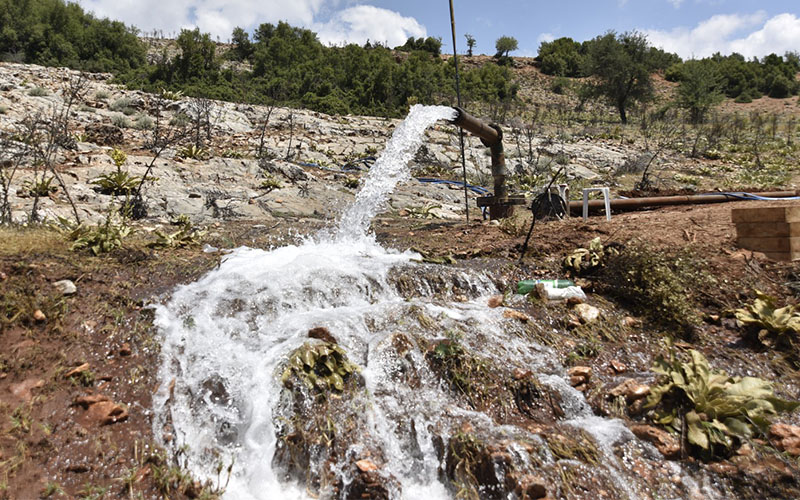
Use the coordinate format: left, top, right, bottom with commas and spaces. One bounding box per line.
550, 77, 570, 95
169, 113, 191, 127
736, 291, 800, 362
601, 243, 711, 336
65, 214, 132, 255
94, 90, 110, 100
149, 215, 206, 248
110, 114, 131, 128
110, 97, 135, 114
134, 114, 154, 130
27, 86, 49, 97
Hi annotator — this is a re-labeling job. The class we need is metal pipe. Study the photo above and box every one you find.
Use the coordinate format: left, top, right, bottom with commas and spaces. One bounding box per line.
569, 190, 800, 215
450, 106, 516, 218
451, 106, 501, 147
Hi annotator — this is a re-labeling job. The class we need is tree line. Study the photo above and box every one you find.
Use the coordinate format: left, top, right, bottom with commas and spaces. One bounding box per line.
538, 33, 800, 121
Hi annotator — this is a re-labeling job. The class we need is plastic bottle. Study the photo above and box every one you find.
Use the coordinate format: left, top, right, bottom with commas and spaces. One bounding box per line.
516, 279, 575, 295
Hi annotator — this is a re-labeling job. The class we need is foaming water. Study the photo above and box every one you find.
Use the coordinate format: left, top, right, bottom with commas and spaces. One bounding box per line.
153, 105, 717, 499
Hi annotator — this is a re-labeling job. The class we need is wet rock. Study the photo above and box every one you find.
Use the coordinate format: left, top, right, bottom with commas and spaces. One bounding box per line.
119, 343, 132, 356
356, 459, 378, 472
574, 303, 599, 324
609, 359, 627, 373
33, 309, 46, 322
567, 366, 591, 391
86, 401, 129, 426
64, 363, 90, 379
503, 309, 529, 322
621, 316, 641, 328
769, 423, 800, 456
308, 326, 337, 344
9, 378, 44, 402
609, 378, 650, 403
631, 424, 680, 458
74, 394, 110, 407
53, 279, 77, 296
566, 296, 584, 307
488, 295, 504, 308
515, 475, 547, 499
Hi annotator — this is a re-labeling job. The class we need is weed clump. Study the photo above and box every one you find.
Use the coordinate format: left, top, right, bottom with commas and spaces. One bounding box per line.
601, 243, 710, 336
646, 347, 799, 459
736, 290, 800, 365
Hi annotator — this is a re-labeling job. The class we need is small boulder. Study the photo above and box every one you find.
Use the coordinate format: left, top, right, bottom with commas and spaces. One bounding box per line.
355, 459, 378, 472
574, 303, 600, 324
86, 401, 129, 426
769, 423, 800, 456
631, 424, 680, 458
54, 279, 77, 296
487, 295, 504, 308
503, 309, 530, 322
33, 309, 46, 322
308, 327, 337, 344
609, 379, 650, 403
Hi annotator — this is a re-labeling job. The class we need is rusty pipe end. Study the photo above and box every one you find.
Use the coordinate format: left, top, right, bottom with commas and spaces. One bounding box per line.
449, 106, 501, 147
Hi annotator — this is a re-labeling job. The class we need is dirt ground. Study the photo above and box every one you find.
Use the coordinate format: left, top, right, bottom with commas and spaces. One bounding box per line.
3, 199, 800, 498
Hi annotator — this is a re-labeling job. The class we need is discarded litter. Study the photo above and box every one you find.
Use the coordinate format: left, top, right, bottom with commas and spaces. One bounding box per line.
544, 286, 586, 301
516, 279, 575, 295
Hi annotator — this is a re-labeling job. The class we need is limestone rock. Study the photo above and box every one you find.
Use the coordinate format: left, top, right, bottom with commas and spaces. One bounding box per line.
574, 303, 600, 324
54, 279, 77, 296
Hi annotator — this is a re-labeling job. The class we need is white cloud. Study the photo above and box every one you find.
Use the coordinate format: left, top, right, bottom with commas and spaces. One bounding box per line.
642, 11, 800, 58
537, 32, 555, 44
667, 0, 685, 8
74, 1, 425, 45
314, 6, 426, 47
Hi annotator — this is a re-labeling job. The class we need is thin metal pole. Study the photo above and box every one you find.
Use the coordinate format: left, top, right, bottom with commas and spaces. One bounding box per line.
449, 0, 470, 223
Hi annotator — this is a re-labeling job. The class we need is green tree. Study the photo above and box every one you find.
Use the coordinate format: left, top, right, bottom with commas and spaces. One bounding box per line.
584, 31, 655, 124
676, 60, 723, 124
537, 37, 585, 77
230, 27, 254, 61
494, 36, 518, 58
465, 33, 476, 57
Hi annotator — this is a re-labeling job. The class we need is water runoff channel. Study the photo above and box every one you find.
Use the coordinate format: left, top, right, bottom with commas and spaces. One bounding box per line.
152, 105, 722, 499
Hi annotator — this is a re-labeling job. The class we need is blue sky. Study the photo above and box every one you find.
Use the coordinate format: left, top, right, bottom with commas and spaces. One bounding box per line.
76, 0, 800, 59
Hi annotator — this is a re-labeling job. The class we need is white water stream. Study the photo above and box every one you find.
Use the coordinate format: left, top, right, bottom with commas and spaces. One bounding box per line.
153, 105, 717, 499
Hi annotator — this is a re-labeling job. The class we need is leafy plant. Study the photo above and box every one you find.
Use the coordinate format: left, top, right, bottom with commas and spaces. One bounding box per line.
281, 341, 359, 393
405, 203, 441, 219
259, 175, 281, 193
21, 176, 56, 197
343, 176, 360, 189
563, 237, 619, 275
66, 214, 132, 255
646, 348, 799, 458
736, 290, 800, 351
221, 148, 244, 159
149, 215, 206, 248
91, 170, 142, 195
178, 144, 208, 160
